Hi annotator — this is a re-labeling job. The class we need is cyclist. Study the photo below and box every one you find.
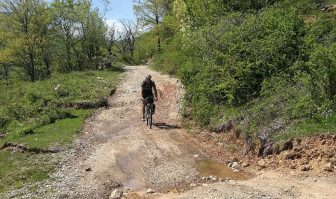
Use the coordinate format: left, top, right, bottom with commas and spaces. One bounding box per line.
141, 74, 158, 120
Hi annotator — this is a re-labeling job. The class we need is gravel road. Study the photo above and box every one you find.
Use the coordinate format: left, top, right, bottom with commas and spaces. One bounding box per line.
4, 66, 336, 199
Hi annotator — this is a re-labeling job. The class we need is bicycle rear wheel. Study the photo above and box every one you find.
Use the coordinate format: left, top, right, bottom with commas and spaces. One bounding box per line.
149, 108, 153, 129
145, 105, 149, 126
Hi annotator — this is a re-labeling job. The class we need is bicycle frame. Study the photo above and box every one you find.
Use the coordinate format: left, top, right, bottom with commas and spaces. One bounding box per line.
144, 97, 154, 129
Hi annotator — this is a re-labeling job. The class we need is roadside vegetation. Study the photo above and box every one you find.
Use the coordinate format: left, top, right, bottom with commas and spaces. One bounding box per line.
134, 0, 336, 142
0, 71, 121, 147
0, 0, 127, 194
0, 70, 122, 193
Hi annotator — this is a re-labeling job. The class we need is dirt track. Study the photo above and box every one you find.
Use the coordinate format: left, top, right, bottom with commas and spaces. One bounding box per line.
4, 65, 336, 199
49, 65, 202, 198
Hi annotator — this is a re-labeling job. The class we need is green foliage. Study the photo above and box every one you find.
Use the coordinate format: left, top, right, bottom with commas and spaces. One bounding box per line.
134, 32, 157, 63
152, 33, 186, 74
183, 0, 278, 27
52, 0, 108, 72
134, 0, 169, 52
0, 0, 54, 81
273, 113, 336, 141
0, 0, 119, 81
148, 0, 336, 139
177, 8, 307, 126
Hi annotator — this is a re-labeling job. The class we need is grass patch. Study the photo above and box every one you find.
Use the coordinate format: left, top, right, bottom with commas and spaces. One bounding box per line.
273, 114, 336, 142
0, 69, 123, 194
0, 69, 123, 136
3, 109, 92, 149
0, 151, 54, 194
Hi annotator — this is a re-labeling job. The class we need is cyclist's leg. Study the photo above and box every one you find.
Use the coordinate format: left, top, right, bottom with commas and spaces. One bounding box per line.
142, 94, 150, 120
142, 103, 145, 120
142, 97, 146, 120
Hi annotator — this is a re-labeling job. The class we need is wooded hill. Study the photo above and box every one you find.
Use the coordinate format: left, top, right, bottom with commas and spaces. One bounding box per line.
134, 0, 336, 141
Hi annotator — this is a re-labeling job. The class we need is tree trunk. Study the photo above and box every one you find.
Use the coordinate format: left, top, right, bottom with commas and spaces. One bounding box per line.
41, 45, 51, 78
65, 33, 73, 71
66, 44, 72, 71
155, 14, 161, 52
28, 51, 36, 81
43, 55, 51, 78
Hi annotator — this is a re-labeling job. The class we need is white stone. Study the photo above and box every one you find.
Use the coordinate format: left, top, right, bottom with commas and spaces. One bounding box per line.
109, 189, 122, 199
211, 176, 218, 181
146, 188, 155, 194
231, 162, 240, 170
54, 84, 61, 91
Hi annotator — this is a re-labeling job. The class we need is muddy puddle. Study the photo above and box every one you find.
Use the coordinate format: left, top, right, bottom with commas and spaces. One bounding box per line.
196, 160, 249, 180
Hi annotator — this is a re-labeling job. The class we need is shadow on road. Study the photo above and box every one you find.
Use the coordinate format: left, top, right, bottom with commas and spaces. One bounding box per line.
153, 122, 181, 130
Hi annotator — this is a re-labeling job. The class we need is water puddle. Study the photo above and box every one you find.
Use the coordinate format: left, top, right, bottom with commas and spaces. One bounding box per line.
122, 178, 146, 190
196, 160, 249, 180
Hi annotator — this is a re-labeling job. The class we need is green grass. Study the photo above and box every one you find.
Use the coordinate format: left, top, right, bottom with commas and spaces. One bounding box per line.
273, 114, 336, 142
0, 69, 123, 135
0, 109, 93, 195
0, 151, 54, 194
3, 109, 92, 149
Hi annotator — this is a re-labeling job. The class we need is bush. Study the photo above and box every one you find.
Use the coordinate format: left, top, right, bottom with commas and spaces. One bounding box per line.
152, 33, 187, 75
137, 0, 336, 140
153, 2, 336, 139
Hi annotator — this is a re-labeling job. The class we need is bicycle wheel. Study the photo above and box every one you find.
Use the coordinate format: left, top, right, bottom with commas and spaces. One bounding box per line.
149, 107, 153, 129
145, 105, 149, 126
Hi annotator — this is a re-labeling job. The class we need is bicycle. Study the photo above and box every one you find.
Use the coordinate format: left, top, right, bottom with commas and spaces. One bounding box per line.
144, 96, 154, 129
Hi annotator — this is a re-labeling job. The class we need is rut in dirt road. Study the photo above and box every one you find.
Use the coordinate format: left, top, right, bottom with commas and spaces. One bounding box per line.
45, 65, 202, 198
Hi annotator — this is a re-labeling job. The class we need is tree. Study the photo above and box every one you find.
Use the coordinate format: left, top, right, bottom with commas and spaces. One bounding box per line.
0, 0, 53, 81
52, 0, 107, 71
0, 17, 12, 82
106, 23, 116, 56
0, 0, 111, 80
79, 6, 107, 69
53, 0, 83, 71
120, 19, 138, 57
133, 0, 172, 51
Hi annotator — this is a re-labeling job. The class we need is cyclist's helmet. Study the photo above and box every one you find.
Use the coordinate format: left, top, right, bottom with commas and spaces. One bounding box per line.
146, 74, 152, 80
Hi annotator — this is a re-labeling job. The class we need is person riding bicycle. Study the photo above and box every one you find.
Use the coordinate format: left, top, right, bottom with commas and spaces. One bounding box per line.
141, 74, 158, 120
